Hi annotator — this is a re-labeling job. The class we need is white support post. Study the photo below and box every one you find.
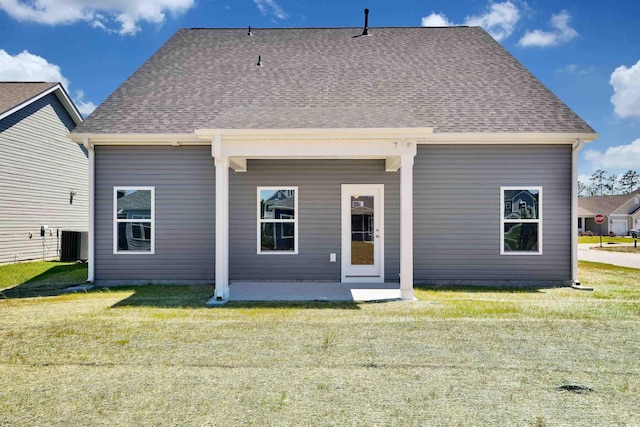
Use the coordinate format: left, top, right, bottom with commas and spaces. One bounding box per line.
213, 134, 230, 300
83, 138, 95, 283
400, 143, 417, 300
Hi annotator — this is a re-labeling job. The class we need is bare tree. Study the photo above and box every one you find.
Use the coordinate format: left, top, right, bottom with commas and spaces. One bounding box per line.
589, 169, 607, 196
605, 174, 618, 195
577, 181, 587, 197
618, 170, 639, 194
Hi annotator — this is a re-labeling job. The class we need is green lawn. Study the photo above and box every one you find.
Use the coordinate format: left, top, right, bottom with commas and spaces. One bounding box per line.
0, 262, 639, 426
578, 235, 637, 244
0, 261, 88, 298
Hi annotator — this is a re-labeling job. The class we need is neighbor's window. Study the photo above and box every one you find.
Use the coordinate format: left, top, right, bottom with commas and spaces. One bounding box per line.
501, 187, 542, 255
257, 187, 298, 254
114, 187, 155, 254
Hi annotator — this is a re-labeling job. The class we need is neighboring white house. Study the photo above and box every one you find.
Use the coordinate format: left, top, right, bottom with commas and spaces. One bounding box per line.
578, 191, 640, 236
0, 82, 87, 264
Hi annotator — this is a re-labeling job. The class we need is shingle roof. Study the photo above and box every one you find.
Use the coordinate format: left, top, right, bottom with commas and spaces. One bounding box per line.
578, 191, 640, 216
74, 27, 595, 135
0, 82, 58, 117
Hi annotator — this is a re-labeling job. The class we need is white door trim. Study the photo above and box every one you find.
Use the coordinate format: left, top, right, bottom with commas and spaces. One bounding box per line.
341, 184, 384, 283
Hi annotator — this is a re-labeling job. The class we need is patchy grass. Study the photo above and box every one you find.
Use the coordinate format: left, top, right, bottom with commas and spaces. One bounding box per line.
0, 261, 638, 426
578, 235, 636, 244
0, 261, 88, 298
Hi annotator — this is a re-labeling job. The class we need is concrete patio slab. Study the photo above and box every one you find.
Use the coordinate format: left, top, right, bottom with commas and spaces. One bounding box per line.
226, 281, 402, 302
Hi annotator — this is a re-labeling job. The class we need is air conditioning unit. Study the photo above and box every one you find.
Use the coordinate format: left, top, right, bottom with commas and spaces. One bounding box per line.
60, 231, 89, 262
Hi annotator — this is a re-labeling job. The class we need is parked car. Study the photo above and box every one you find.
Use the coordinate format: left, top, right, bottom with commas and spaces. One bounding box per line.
631, 229, 639, 239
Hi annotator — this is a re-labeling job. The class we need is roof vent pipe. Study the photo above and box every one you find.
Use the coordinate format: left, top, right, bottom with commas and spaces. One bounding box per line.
256, 55, 263, 66
248, 26, 252, 36
362, 8, 370, 36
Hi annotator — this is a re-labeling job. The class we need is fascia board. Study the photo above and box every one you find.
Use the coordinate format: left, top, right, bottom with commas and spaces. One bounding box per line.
425, 132, 599, 144
70, 129, 599, 147
52, 85, 84, 125
69, 133, 203, 145
0, 84, 83, 125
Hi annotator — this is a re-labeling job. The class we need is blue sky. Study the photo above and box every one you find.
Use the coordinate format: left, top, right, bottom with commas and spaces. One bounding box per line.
1, 0, 639, 182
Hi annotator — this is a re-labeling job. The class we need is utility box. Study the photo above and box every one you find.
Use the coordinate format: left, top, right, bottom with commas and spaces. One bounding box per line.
60, 231, 89, 262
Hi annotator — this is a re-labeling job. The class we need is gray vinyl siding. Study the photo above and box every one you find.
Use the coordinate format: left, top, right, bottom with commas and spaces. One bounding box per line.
94, 146, 215, 282
414, 144, 572, 285
0, 93, 86, 264
229, 159, 400, 282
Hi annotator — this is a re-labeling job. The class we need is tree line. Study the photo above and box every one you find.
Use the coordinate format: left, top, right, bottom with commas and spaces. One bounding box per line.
578, 169, 639, 197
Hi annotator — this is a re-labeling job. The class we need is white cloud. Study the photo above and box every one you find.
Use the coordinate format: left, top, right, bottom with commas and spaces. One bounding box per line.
421, 1, 520, 41
584, 139, 640, 170
518, 10, 578, 47
253, 0, 287, 20
0, 49, 69, 88
464, 1, 520, 41
610, 60, 640, 120
556, 63, 594, 77
421, 13, 453, 27
0, 0, 195, 36
0, 49, 96, 116
577, 174, 592, 184
73, 90, 97, 116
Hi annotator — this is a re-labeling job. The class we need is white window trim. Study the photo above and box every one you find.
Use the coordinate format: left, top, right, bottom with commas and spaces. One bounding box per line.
500, 186, 543, 255
113, 187, 155, 255
257, 186, 298, 255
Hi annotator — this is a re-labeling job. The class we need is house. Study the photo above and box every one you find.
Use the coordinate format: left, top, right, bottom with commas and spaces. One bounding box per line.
69, 17, 598, 302
0, 82, 86, 264
578, 191, 640, 236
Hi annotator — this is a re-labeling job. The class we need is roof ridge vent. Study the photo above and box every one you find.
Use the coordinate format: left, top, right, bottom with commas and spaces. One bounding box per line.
248, 26, 252, 36
362, 8, 370, 36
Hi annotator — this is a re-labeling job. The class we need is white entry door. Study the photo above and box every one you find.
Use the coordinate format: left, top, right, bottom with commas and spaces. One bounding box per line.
341, 184, 384, 282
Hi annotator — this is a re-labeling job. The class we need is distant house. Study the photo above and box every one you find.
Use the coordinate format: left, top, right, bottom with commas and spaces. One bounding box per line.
70, 19, 598, 301
0, 82, 86, 264
578, 191, 640, 236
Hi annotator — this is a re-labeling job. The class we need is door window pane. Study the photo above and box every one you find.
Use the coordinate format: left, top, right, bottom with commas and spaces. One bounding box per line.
351, 195, 374, 265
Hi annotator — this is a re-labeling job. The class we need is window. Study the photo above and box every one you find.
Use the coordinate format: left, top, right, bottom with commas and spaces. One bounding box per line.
501, 187, 542, 255
114, 187, 155, 254
258, 187, 298, 254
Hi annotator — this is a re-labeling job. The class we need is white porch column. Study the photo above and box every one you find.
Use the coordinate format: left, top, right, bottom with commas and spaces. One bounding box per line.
400, 143, 417, 300
83, 138, 95, 283
213, 134, 230, 300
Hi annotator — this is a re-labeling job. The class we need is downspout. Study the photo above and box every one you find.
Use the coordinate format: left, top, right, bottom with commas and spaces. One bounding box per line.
571, 138, 584, 287
82, 138, 95, 283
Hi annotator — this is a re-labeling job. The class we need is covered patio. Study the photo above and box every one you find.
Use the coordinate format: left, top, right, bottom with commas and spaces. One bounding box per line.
206, 281, 404, 305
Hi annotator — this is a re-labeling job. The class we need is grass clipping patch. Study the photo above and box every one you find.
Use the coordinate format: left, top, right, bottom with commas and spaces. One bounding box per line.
556, 382, 595, 394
